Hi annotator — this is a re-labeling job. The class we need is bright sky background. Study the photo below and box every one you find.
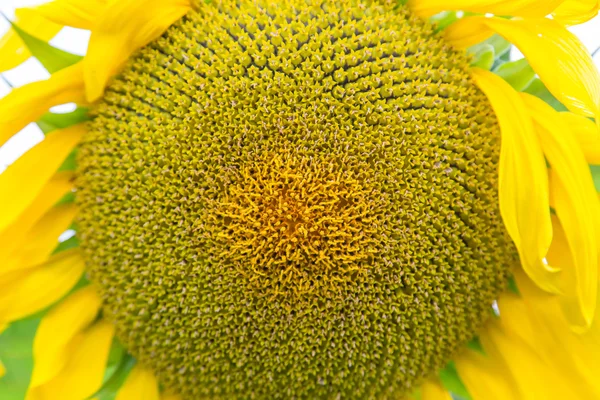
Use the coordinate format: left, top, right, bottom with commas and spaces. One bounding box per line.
0, 1, 598, 171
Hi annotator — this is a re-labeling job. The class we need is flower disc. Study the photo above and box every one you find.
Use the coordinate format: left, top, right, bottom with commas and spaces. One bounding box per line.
76, 0, 518, 398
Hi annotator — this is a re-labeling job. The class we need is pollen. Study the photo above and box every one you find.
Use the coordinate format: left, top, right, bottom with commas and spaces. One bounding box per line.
76, 0, 519, 398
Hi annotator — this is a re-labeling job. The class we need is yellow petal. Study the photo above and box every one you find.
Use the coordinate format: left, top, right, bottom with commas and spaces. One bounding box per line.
116, 364, 160, 400
421, 378, 452, 400
84, 0, 191, 102
506, 269, 600, 398
27, 320, 115, 400
0, 8, 62, 73
553, 0, 600, 25
29, 285, 102, 388
0, 172, 74, 261
0, 124, 84, 233
407, 0, 564, 18
2, 203, 78, 277
0, 62, 86, 147
470, 68, 558, 293
31, 0, 109, 30
522, 93, 600, 328
0, 249, 85, 323
446, 17, 600, 119
454, 349, 519, 400
559, 112, 600, 165
479, 321, 573, 399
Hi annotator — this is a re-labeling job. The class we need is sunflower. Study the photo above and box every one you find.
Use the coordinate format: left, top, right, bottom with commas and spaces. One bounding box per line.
0, 0, 599, 398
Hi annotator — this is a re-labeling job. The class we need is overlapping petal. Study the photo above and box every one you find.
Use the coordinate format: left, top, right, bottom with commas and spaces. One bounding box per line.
28, 286, 102, 389
0, 249, 85, 324
421, 379, 452, 400
116, 364, 160, 400
522, 93, 600, 328
490, 268, 600, 398
0, 124, 84, 233
553, 0, 600, 24
0, 8, 62, 73
454, 348, 519, 400
27, 320, 114, 400
407, 0, 564, 18
2, 204, 77, 277
560, 112, 600, 165
31, 0, 109, 30
446, 17, 600, 119
471, 68, 558, 293
0, 62, 85, 146
84, 0, 192, 101
0, 172, 73, 261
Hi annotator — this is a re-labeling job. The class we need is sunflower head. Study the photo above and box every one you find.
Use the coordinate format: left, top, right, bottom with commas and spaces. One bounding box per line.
0, 0, 599, 399
73, 1, 518, 397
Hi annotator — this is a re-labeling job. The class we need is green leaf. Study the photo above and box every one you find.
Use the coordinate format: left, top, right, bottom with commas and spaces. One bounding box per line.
8, 20, 82, 74
523, 79, 568, 112
37, 108, 90, 135
484, 34, 511, 59
493, 58, 535, 92
0, 317, 40, 400
439, 361, 472, 400
468, 43, 495, 70
591, 165, 600, 192
89, 354, 136, 400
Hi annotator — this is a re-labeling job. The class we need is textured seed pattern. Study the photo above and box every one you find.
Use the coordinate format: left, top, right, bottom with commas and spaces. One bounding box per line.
76, 0, 518, 398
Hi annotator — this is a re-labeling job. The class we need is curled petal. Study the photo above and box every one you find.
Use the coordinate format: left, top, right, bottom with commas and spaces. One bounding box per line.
522, 93, 600, 328
471, 68, 558, 293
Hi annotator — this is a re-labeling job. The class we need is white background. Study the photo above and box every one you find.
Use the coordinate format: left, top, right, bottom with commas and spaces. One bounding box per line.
0, 0, 598, 170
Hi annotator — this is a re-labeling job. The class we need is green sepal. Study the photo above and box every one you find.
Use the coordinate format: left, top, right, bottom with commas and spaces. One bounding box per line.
38, 108, 90, 135
89, 354, 137, 400
58, 149, 78, 172
468, 43, 495, 70
55, 191, 76, 207
507, 276, 521, 295
410, 386, 422, 400
101, 339, 126, 387
493, 58, 535, 91
0, 317, 41, 400
7, 20, 82, 74
52, 235, 79, 254
430, 11, 459, 32
466, 336, 485, 354
439, 361, 472, 400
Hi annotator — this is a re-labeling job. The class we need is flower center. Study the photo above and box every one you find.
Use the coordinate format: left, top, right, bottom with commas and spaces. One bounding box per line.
76, 0, 518, 398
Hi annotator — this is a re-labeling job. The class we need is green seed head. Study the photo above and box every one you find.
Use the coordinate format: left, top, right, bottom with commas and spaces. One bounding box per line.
76, 0, 518, 398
